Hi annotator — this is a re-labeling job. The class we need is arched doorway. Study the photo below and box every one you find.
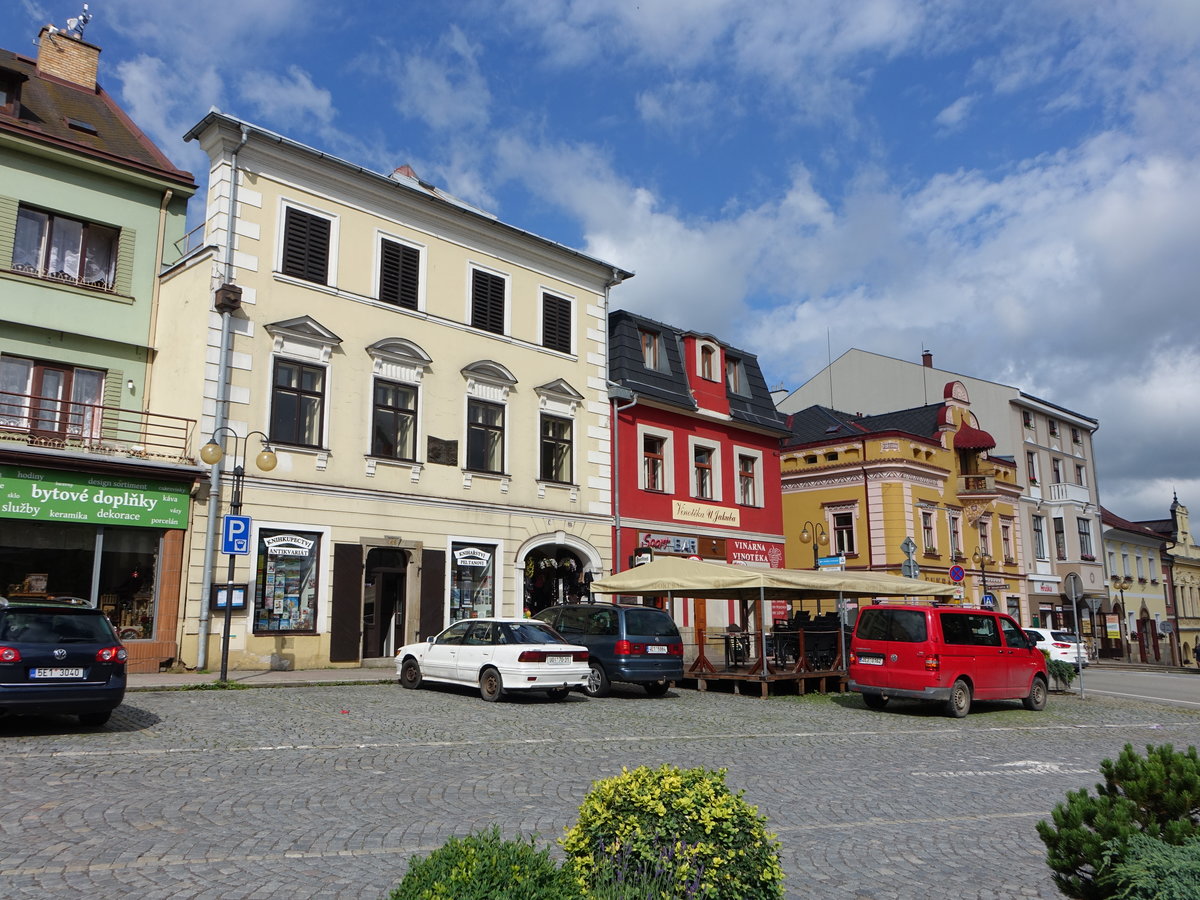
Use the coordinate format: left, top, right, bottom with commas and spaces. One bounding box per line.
363, 547, 407, 659
523, 548, 588, 616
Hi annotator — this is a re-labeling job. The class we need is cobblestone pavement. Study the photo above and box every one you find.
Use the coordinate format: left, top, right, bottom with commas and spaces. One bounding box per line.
2, 683, 1198, 899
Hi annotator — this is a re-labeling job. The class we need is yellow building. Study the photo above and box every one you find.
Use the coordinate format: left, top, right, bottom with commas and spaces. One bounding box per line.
780, 381, 1026, 619
1136, 496, 1200, 669
154, 112, 631, 672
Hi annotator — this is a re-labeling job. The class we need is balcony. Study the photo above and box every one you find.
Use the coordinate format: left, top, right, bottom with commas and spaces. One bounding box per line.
957, 473, 998, 496
0, 389, 196, 463
1044, 481, 1090, 505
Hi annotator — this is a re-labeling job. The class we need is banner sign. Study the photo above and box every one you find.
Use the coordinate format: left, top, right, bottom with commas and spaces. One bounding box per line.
0, 464, 190, 529
672, 500, 740, 527
728, 539, 784, 568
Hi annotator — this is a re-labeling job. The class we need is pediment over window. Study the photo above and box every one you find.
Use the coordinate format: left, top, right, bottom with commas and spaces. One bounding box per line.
266, 317, 342, 362
535, 378, 583, 415
462, 360, 517, 402
367, 338, 432, 382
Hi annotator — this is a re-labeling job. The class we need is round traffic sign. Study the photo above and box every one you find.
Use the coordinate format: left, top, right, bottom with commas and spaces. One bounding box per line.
949, 565, 965, 583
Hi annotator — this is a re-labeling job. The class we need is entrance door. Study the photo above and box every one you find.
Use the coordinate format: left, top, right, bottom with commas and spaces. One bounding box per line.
362, 548, 407, 659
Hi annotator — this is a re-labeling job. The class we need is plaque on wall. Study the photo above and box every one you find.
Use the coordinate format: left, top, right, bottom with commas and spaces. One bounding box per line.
427, 437, 458, 465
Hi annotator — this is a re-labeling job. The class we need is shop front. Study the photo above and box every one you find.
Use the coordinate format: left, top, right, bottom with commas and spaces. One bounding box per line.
0, 462, 196, 673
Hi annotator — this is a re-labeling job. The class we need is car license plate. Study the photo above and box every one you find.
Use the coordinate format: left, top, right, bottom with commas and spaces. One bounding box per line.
647, 645, 667, 654
547, 655, 571, 665
31, 668, 85, 679
856, 654, 884, 666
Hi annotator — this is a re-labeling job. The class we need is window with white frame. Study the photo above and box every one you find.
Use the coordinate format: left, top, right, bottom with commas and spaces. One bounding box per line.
1053, 517, 1067, 560
735, 448, 762, 506
1075, 464, 1086, 486
0, 355, 105, 438
693, 445, 715, 500
948, 513, 963, 557
12, 205, 120, 291
1136, 551, 1144, 580
922, 510, 936, 552
466, 400, 504, 473
470, 267, 506, 335
1026, 451, 1039, 484
833, 511, 856, 554
698, 342, 718, 381
271, 359, 326, 448
371, 380, 417, 460
1052, 457, 1063, 483
1048, 418, 1059, 438
539, 414, 572, 483
281, 204, 334, 285
638, 426, 674, 493
725, 356, 747, 395
1121, 552, 1130, 577
1022, 410, 1033, 429
378, 236, 421, 309
1001, 522, 1013, 561
978, 520, 991, 557
1078, 519, 1093, 558
541, 293, 572, 354
1071, 426, 1082, 444
1032, 515, 1047, 559
640, 329, 662, 370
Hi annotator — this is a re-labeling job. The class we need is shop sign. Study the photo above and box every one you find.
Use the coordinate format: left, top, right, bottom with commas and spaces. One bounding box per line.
263, 534, 315, 557
454, 546, 492, 567
638, 532, 699, 556
728, 539, 784, 568
1033, 581, 1060, 593
672, 500, 739, 527
1105, 614, 1121, 639
0, 464, 189, 529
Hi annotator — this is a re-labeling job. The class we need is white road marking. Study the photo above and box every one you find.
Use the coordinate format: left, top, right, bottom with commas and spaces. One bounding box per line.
1085, 688, 1200, 708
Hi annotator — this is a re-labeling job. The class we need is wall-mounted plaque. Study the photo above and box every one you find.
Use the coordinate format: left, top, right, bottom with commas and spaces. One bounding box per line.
427, 437, 458, 466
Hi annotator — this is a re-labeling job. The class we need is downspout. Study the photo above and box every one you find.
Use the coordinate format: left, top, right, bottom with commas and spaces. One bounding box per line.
861, 439, 873, 568
196, 125, 249, 670
143, 188, 173, 409
603, 267, 633, 576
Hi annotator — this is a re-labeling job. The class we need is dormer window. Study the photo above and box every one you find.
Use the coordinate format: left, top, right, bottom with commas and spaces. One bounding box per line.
1, 70, 23, 115
699, 344, 716, 380
725, 357, 747, 395
640, 329, 662, 370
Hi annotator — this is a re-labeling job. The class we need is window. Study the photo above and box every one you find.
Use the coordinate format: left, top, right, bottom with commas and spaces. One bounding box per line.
271, 359, 325, 448
371, 379, 417, 460
466, 399, 504, 473
1001, 523, 1013, 561
1053, 517, 1067, 560
939, 613, 1000, 647
726, 357, 747, 395
378, 238, 420, 308
737, 454, 756, 505
0, 355, 104, 439
1075, 464, 1086, 486
834, 512, 856, 554
542, 293, 572, 353
1136, 552, 1144, 579
643, 435, 665, 491
12, 206, 119, 291
1052, 458, 1063, 483
1122, 552, 1130, 577
281, 206, 331, 285
1026, 451, 1039, 484
693, 446, 714, 499
699, 344, 716, 380
949, 514, 962, 557
539, 414, 572, 483
1071, 427, 1082, 444
470, 268, 506, 334
922, 510, 936, 551
253, 530, 320, 633
1022, 410, 1033, 429
1032, 515, 1047, 559
978, 521, 991, 557
1048, 419, 1059, 437
640, 330, 661, 370
1076, 520, 1093, 558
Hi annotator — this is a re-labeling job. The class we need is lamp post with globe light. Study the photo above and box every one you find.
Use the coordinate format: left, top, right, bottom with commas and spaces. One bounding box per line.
799, 521, 828, 570
199, 429, 277, 682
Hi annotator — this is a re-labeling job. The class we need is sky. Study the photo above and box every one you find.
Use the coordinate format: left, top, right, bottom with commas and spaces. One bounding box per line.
5, 0, 1198, 524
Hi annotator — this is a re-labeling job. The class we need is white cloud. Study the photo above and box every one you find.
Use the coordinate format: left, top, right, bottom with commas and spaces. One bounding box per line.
934, 94, 976, 131
239, 66, 335, 130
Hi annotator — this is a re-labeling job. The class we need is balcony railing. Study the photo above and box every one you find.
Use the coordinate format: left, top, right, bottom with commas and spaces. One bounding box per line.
0, 389, 196, 462
958, 473, 997, 494
1045, 481, 1090, 504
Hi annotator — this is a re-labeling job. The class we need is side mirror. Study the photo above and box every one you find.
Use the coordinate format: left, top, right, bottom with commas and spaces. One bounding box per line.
427, 635, 435, 644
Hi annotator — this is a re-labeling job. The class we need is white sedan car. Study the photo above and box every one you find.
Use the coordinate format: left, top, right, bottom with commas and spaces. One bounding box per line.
395, 617, 590, 702
1024, 628, 1089, 669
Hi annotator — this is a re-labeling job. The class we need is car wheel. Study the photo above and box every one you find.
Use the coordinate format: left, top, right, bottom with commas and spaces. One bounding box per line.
479, 667, 503, 702
862, 692, 889, 710
583, 662, 611, 698
399, 658, 422, 690
945, 678, 971, 718
546, 687, 571, 701
643, 681, 670, 697
1022, 675, 1048, 711
78, 710, 111, 727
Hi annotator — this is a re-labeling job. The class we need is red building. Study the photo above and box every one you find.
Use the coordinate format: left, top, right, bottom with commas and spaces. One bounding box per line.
607, 310, 789, 634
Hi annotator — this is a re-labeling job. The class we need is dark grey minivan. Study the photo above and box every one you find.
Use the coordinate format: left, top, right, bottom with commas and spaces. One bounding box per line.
534, 603, 683, 697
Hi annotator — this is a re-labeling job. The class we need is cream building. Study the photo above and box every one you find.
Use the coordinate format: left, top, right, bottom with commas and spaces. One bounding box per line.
156, 112, 631, 671
1101, 507, 1176, 665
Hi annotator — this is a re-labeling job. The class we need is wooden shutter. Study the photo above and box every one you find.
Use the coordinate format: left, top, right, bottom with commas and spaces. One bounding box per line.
99, 368, 123, 441
281, 207, 330, 284
379, 239, 419, 309
542, 293, 571, 353
0, 196, 17, 270
113, 226, 135, 295
329, 544, 364, 662
470, 269, 505, 334
418, 549, 446, 640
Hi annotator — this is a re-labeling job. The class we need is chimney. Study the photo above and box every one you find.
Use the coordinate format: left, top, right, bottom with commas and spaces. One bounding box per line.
921, 350, 933, 368
36, 27, 100, 90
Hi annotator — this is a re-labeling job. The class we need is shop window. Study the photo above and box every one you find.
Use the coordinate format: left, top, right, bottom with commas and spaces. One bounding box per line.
270, 359, 326, 448
378, 237, 420, 309
470, 268, 506, 334
542, 293, 572, 354
466, 399, 504, 473
0, 355, 104, 439
539, 414, 572, 483
371, 379, 417, 460
281, 205, 333, 285
253, 529, 320, 633
451, 542, 496, 622
12, 205, 119, 291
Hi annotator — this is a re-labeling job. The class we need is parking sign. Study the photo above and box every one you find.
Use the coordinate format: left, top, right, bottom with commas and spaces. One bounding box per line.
221, 514, 252, 555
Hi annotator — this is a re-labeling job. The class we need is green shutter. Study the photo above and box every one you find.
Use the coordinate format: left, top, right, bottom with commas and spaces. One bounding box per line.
0, 196, 17, 270
100, 368, 124, 439
113, 227, 135, 296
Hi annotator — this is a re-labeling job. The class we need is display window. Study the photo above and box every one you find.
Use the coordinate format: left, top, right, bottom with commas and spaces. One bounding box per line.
450, 542, 496, 621
253, 529, 320, 633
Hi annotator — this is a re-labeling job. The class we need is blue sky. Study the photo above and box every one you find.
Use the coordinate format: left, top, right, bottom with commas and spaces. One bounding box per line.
6, 1, 1199, 522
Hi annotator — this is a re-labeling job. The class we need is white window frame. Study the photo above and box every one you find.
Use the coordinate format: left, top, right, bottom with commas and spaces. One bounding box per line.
696, 340, 720, 381
1032, 515, 1047, 560
688, 436, 722, 502
831, 508, 857, 555
373, 229, 426, 311
637, 424, 674, 493
921, 510, 936, 552
948, 512, 963, 558
732, 445, 763, 507
277, 198, 339, 287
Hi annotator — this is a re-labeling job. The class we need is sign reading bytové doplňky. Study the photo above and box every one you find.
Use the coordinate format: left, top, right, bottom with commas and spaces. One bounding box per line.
0, 465, 190, 529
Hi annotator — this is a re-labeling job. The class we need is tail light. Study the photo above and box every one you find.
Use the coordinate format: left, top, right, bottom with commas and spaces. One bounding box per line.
0, 646, 20, 663
848, 651, 859, 664
615, 640, 632, 655
572, 650, 589, 662
667, 643, 683, 656
1051, 642, 1071, 649
96, 646, 127, 663
924, 654, 941, 672
518, 650, 547, 662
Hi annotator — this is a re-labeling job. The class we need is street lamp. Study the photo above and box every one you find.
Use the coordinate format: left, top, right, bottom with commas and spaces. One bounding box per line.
1111, 575, 1133, 661
972, 548, 993, 608
199, 428, 277, 682
799, 520, 829, 569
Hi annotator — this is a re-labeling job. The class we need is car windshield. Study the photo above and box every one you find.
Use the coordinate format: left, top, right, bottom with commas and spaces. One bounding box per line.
624, 609, 679, 638
0, 610, 115, 643
502, 622, 565, 645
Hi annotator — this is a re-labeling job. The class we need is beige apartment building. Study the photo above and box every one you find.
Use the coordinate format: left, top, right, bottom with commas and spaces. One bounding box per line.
156, 112, 631, 671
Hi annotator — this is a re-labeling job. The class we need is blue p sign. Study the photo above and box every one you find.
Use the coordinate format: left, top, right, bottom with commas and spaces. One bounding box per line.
222, 514, 252, 555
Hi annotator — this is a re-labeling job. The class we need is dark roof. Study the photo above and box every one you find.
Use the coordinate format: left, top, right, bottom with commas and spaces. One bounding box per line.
1102, 507, 1164, 539
0, 47, 195, 189
784, 403, 943, 448
608, 309, 788, 433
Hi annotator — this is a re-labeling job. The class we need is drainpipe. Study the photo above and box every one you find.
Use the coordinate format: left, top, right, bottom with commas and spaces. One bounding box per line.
143, 188, 173, 409
609, 384, 637, 574
196, 124, 249, 670
861, 440, 873, 568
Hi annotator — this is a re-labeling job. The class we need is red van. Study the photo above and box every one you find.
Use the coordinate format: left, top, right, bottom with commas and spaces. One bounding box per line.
848, 604, 1048, 717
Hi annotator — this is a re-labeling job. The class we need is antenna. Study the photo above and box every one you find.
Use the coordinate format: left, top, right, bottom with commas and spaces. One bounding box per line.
65, 4, 92, 38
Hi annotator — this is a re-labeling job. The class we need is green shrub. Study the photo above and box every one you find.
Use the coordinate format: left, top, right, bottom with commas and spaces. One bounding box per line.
1104, 833, 1200, 899
1047, 659, 1078, 689
388, 825, 579, 900
1036, 743, 1200, 899
561, 764, 784, 900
